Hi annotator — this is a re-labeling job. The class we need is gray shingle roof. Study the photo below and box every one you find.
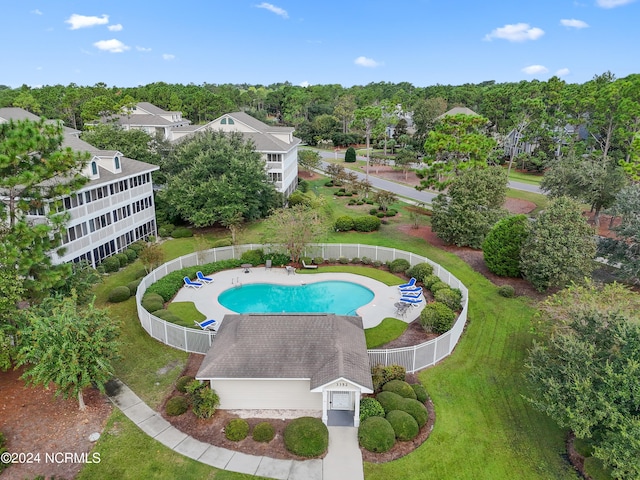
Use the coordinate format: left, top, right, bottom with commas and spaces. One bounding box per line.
196, 314, 373, 390
436, 107, 480, 119
136, 102, 180, 116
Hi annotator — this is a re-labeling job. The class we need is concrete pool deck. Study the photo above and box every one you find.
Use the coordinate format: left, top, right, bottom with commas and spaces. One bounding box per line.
173, 267, 424, 329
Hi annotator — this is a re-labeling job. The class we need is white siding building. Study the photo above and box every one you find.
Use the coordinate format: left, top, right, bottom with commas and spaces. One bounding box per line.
0, 108, 159, 268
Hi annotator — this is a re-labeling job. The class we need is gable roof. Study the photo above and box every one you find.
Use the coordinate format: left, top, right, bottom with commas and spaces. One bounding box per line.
0, 108, 80, 136
196, 314, 373, 391
436, 106, 480, 119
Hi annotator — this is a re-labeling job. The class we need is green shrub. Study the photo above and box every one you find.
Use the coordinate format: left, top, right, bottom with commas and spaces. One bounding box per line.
212, 238, 233, 248
385, 210, 397, 217
129, 241, 146, 254
147, 235, 156, 243
165, 395, 188, 416
225, 418, 250, 441
335, 216, 355, 232
353, 215, 381, 232
172, 227, 193, 238
422, 274, 441, 289
283, 417, 329, 457
134, 267, 147, 279
350, 257, 361, 264
429, 281, 449, 294
376, 391, 405, 413
389, 258, 411, 274
400, 398, 429, 428
372, 260, 383, 268
185, 380, 219, 419
142, 293, 165, 313
497, 285, 516, 298
420, 302, 456, 334
361, 256, 372, 265
482, 214, 529, 277
96, 265, 106, 274
288, 190, 309, 207
158, 226, 172, 238
376, 212, 386, 218
264, 252, 290, 266
252, 422, 276, 443
411, 383, 428, 403
338, 257, 349, 264
358, 416, 396, 453
345, 146, 357, 163
151, 309, 183, 323
101, 256, 121, 273
382, 380, 417, 400
160, 223, 176, 235
386, 410, 419, 441
176, 375, 195, 393
300, 256, 312, 265
360, 397, 386, 422
298, 179, 309, 193
108, 286, 131, 303
240, 249, 265, 266
583, 457, 614, 480
324, 180, 334, 187
371, 364, 407, 391
348, 199, 356, 205
406, 263, 434, 283
0, 431, 7, 473
573, 437, 595, 458
113, 253, 129, 268
434, 287, 463, 311
335, 191, 345, 196
127, 279, 142, 296
312, 257, 324, 265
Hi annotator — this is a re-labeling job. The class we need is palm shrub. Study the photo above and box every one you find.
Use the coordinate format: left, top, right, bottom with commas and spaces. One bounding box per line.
252, 422, 275, 443
358, 416, 396, 453
165, 395, 188, 416
283, 417, 329, 457
482, 214, 529, 277
176, 375, 195, 393
185, 380, 219, 419
434, 287, 463, 311
420, 302, 456, 334
225, 418, 250, 441
345, 146, 357, 163
388, 258, 411, 274
386, 410, 419, 441
382, 380, 417, 399
360, 397, 386, 422
406, 262, 434, 283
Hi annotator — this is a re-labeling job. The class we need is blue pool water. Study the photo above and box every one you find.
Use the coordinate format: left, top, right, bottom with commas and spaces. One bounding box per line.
218, 281, 374, 315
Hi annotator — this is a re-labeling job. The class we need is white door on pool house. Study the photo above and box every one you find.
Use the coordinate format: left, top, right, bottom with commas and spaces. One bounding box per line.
330, 391, 353, 410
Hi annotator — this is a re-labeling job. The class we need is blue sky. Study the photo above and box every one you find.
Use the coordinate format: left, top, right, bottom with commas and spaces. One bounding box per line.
1, 0, 638, 88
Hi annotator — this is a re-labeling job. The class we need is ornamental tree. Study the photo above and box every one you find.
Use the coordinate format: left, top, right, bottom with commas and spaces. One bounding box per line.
297, 149, 322, 175
520, 196, 596, 291
482, 214, 529, 277
16, 294, 120, 410
345, 146, 357, 163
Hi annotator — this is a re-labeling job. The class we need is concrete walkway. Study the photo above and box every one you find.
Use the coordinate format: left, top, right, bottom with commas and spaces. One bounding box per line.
106, 379, 363, 480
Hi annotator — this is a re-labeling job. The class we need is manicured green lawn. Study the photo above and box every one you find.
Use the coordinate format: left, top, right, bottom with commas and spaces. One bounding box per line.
365, 317, 408, 348
167, 301, 206, 327
297, 265, 404, 286
506, 169, 544, 185
506, 188, 549, 214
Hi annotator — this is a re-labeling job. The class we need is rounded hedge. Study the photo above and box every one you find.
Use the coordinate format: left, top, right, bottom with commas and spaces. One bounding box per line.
376, 391, 405, 414
358, 416, 396, 453
101, 256, 121, 273
411, 383, 429, 404
353, 215, 381, 232
113, 253, 128, 268
335, 216, 355, 232
142, 298, 164, 314
382, 380, 418, 400
345, 146, 357, 163
125, 249, 138, 262
165, 395, 188, 416
389, 258, 411, 274
482, 214, 529, 277
360, 397, 386, 422
252, 422, 276, 443
108, 286, 131, 303
420, 302, 456, 334
172, 227, 193, 238
422, 274, 441, 289
225, 418, 250, 441
127, 279, 142, 296
151, 309, 182, 323
283, 417, 329, 457
406, 262, 434, 283
176, 375, 195, 393
434, 288, 463, 311
498, 285, 516, 298
386, 410, 419, 441
212, 238, 233, 248
312, 257, 324, 265
400, 398, 429, 428
429, 281, 449, 294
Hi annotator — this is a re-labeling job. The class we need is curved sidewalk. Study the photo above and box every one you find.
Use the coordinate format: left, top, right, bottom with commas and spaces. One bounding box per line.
106, 379, 363, 480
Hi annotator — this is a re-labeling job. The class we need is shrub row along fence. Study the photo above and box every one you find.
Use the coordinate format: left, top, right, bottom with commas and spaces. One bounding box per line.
136, 243, 469, 373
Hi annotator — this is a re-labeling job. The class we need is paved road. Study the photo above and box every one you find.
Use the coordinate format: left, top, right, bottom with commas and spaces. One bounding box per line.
310, 148, 542, 204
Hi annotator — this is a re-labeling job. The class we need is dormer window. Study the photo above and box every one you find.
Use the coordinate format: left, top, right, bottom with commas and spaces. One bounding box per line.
227, 118, 235, 125
221, 118, 227, 125
91, 161, 98, 176
114, 156, 120, 170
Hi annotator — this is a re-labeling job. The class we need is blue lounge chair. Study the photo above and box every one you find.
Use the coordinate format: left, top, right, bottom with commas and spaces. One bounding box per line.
401, 289, 422, 298
399, 285, 422, 293
400, 296, 423, 306
195, 319, 217, 331
398, 277, 416, 289
184, 276, 204, 289
196, 271, 214, 283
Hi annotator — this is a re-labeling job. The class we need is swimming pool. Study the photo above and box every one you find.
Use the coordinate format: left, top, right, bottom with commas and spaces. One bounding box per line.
218, 280, 375, 315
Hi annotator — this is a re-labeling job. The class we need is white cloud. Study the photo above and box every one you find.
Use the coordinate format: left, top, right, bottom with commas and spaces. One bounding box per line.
93, 39, 130, 53
484, 23, 545, 42
354, 56, 383, 68
522, 64, 549, 75
31, 9, 43, 15
255, 2, 289, 18
560, 18, 589, 28
66, 13, 109, 30
136, 46, 152, 52
162, 54, 175, 61
299, 81, 310, 87
108, 23, 123, 32
596, 0, 636, 7
556, 68, 571, 76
